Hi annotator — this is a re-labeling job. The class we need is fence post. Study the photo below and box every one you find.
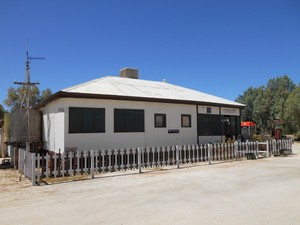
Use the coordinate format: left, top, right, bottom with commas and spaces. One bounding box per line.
234, 142, 238, 161
13, 147, 16, 169
176, 145, 180, 169
138, 147, 142, 173
91, 150, 94, 179
208, 144, 212, 165
266, 141, 269, 157
32, 153, 36, 186
256, 141, 259, 158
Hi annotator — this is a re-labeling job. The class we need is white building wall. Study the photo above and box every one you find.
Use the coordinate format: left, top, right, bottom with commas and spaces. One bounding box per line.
41, 98, 197, 153
54, 110, 65, 152
41, 99, 65, 152
42, 102, 55, 151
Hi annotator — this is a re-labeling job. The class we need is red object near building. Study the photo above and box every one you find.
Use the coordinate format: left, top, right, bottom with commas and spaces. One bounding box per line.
241, 121, 257, 140
241, 121, 256, 127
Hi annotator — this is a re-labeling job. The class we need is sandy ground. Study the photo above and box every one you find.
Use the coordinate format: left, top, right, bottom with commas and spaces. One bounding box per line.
1, 143, 300, 225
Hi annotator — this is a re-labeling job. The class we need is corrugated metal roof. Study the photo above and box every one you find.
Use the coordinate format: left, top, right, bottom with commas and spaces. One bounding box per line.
62, 76, 244, 107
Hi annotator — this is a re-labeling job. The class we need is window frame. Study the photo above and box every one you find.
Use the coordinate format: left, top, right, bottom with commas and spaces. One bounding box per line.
181, 114, 192, 128
154, 114, 167, 128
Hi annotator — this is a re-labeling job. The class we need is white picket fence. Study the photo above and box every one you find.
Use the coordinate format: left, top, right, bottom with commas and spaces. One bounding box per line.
17, 139, 293, 185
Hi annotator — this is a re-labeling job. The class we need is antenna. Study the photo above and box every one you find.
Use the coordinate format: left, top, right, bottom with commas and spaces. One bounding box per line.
14, 50, 45, 151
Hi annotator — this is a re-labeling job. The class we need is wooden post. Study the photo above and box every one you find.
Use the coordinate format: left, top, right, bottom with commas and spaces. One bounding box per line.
69, 151, 73, 176
208, 144, 212, 165
14, 147, 18, 169
1, 138, 4, 159
53, 154, 57, 178
234, 142, 238, 161
61, 152, 65, 177
108, 149, 112, 172
266, 141, 269, 157
256, 141, 259, 159
138, 147, 142, 173
58, 149, 61, 177
32, 153, 36, 186
80, 151, 84, 175
176, 145, 180, 169
36, 153, 40, 181
91, 150, 94, 179
45, 153, 50, 178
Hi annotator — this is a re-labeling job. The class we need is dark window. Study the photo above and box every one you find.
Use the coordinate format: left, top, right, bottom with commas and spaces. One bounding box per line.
69, 107, 105, 133
155, 114, 166, 128
198, 114, 221, 135
114, 109, 144, 132
181, 114, 191, 127
198, 114, 241, 137
207, 107, 212, 113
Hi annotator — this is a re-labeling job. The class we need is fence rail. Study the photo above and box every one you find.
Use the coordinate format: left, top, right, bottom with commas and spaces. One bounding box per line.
16, 139, 293, 185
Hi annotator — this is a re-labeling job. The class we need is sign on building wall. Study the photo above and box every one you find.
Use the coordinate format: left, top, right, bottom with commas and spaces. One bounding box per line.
197, 105, 219, 115
220, 107, 240, 116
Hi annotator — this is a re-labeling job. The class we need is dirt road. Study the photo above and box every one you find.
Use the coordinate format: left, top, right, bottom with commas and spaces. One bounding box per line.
1, 143, 300, 225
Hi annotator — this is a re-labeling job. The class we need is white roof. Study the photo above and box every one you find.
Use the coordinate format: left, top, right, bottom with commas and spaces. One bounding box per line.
62, 76, 244, 107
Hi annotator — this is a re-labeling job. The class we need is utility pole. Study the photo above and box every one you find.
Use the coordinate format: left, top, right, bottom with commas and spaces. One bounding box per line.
14, 51, 44, 151
267, 84, 272, 136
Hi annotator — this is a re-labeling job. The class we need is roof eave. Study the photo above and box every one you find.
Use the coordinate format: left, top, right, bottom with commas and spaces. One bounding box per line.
33, 91, 246, 110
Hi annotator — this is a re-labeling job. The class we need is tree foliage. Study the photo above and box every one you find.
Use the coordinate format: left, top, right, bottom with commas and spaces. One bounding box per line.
236, 75, 299, 135
4, 86, 52, 111
0, 104, 5, 121
284, 85, 300, 134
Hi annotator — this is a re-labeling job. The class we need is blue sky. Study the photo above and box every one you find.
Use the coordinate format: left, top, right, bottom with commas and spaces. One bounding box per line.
1, 0, 299, 110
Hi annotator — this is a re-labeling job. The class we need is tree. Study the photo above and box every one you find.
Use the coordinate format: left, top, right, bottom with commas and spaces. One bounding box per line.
236, 87, 257, 121
284, 84, 300, 134
40, 88, 52, 101
0, 104, 5, 121
266, 75, 296, 121
4, 86, 52, 111
236, 75, 297, 135
236, 86, 268, 133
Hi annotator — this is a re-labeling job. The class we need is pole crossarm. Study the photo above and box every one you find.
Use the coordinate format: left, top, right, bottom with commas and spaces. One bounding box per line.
14, 81, 40, 85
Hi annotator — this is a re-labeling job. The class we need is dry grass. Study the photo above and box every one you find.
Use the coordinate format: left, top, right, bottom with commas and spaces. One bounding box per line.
41, 175, 89, 185
0, 169, 31, 192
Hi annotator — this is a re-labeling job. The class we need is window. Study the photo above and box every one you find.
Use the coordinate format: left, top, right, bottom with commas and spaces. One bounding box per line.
155, 114, 166, 128
207, 107, 212, 114
114, 109, 144, 132
69, 107, 105, 133
221, 115, 241, 137
198, 114, 241, 137
198, 114, 221, 136
181, 114, 191, 127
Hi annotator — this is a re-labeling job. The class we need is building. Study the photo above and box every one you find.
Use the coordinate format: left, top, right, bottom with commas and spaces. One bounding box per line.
34, 68, 245, 153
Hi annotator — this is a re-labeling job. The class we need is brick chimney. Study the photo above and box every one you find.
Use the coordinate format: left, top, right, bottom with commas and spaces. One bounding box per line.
119, 68, 139, 79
